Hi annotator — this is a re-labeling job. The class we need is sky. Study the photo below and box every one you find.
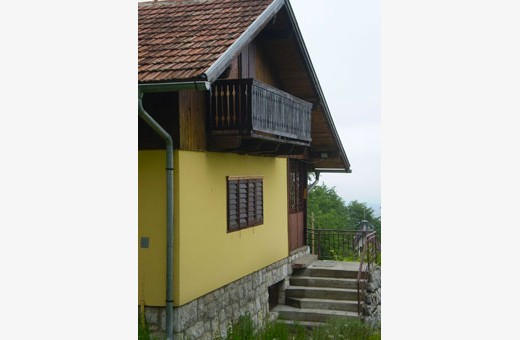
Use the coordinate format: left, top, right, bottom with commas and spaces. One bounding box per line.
291, 0, 381, 216
134, 0, 381, 213
3, 1, 520, 339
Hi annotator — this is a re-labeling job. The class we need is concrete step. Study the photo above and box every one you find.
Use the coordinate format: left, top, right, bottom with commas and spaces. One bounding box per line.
290, 276, 362, 289
272, 304, 358, 323
293, 267, 360, 279
292, 261, 367, 279
291, 254, 318, 269
285, 286, 358, 301
286, 297, 359, 313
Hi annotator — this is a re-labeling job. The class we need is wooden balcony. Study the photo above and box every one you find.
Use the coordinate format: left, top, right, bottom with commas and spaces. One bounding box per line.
209, 79, 312, 153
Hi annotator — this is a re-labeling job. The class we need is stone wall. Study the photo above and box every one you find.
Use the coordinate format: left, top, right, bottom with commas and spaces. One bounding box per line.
142, 246, 309, 340
362, 266, 381, 328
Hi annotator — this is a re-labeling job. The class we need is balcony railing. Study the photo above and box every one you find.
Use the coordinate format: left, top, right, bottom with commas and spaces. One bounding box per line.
210, 79, 312, 145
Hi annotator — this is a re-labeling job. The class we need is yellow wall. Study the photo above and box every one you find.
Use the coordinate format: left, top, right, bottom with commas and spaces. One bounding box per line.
138, 150, 169, 306
138, 150, 288, 306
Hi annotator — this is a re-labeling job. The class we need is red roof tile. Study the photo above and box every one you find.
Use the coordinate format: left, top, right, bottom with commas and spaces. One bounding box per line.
139, 0, 273, 83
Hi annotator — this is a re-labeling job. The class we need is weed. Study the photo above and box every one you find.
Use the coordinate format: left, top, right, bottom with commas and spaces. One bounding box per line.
310, 317, 381, 340
221, 315, 380, 340
138, 312, 158, 340
224, 314, 256, 340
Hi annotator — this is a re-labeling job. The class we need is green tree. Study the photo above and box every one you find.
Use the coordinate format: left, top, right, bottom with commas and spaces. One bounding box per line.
307, 183, 352, 229
307, 183, 381, 239
307, 183, 381, 260
346, 200, 381, 240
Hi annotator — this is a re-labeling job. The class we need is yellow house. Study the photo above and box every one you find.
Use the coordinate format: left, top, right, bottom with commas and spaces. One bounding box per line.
138, 0, 351, 338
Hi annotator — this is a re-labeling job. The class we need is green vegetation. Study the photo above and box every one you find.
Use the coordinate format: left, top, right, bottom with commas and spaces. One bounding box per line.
307, 183, 381, 240
329, 249, 360, 262
138, 313, 158, 340
138, 313, 381, 340
219, 314, 381, 340
311, 317, 381, 340
220, 316, 306, 340
307, 182, 381, 262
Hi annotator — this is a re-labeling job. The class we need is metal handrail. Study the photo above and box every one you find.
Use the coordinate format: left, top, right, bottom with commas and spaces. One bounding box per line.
306, 227, 380, 316
356, 231, 381, 316
307, 228, 372, 260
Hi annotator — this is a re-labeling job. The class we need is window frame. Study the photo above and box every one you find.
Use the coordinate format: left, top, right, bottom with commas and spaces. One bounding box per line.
227, 176, 264, 232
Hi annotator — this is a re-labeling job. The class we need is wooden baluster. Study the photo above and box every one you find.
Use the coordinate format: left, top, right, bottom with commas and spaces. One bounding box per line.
219, 86, 225, 128
232, 85, 236, 127
238, 84, 242, 129
214, 86, 219, 127
226, 85, 230, 127
244, 84, 248, 129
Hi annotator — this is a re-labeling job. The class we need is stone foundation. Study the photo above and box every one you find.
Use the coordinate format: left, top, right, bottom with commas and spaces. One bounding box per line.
362, 266, 381, 328
142, 246, 309, 340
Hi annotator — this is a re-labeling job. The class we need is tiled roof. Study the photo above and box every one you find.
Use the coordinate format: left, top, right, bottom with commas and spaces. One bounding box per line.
139, 0, 273, 83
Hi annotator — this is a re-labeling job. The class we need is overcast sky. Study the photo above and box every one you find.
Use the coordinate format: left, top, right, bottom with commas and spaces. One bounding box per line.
135, 0, 381, 213
291, 0, 381, 214
5, 2, 520, 338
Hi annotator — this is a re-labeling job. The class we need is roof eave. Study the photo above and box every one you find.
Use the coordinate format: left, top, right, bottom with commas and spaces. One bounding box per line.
282, 0, 351, 173
315, 168, 352, 174
138, 81, 211, 93
138, 0, 351, 173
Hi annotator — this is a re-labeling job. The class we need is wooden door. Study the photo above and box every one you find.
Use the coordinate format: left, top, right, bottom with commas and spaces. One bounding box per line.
288, 159, 307, 252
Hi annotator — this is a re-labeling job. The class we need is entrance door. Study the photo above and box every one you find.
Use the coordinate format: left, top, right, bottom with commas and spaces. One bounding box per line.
288, 159, 307, 252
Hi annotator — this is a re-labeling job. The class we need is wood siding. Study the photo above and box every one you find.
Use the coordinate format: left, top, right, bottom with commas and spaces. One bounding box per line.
255, 44, 281, 87
179, 90, 207, 151
240, 42, 256, 78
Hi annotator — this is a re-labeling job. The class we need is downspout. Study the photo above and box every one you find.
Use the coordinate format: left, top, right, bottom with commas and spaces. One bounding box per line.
138, 80, 209, 340
138, 91, 175, 340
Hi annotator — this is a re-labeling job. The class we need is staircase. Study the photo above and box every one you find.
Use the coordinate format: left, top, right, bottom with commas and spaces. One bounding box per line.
272, 259, 365, 328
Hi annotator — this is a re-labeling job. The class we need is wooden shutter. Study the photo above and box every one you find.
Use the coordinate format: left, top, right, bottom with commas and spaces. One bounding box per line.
227, 179, 239, 231
254, 179, 263, 224
227, 176, 263, 232
247, 180, 256, 225
238, 180, 248, 228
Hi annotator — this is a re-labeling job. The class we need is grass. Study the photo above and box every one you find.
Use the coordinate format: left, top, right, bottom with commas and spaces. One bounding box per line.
220, 314, 381, 340
329, 249, 381, 267
138, 312, 381, 340
310, 317, 381, 340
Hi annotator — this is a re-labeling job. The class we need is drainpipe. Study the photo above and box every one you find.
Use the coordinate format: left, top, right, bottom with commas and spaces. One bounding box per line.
138, 80, 210, 340
138, 91, 175, 339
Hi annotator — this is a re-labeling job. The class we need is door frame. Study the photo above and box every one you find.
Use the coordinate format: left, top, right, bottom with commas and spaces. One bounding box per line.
287, 159, 307, 253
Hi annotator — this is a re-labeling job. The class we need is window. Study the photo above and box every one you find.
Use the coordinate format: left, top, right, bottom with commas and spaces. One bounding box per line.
227, 176, 263, 232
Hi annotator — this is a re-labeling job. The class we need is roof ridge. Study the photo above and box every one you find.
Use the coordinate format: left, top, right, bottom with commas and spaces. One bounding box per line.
138, 0, 260, 6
